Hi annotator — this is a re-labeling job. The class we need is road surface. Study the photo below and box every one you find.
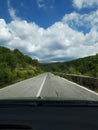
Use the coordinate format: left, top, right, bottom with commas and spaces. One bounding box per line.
0, 73, 98, 100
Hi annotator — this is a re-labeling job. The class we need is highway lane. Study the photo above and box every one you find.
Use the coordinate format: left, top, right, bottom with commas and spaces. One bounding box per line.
0, 73, 47, 99
40, 73, 98, 100
0, 72, 98, 100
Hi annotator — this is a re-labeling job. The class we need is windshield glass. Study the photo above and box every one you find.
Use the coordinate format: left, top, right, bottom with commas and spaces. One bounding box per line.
0, 0, 98, 101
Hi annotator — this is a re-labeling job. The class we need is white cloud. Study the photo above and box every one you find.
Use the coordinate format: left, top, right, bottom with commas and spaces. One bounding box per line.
37, 0, 46, 9
0, 16, 97, 62
73, 0, 98, 9
0, 19, 11, 43
7, 0, 20, 20
62, 10, 98, 32
0, 4, 98, 62
85, 28, 98, 45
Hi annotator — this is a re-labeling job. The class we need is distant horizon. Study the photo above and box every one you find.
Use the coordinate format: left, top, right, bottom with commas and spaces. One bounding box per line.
0, 0, 98, 62
40, 53, 98, 63
0, 45, 97, 64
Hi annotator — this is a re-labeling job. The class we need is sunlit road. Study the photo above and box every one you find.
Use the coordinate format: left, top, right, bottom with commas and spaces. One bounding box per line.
0, 73, 98, 100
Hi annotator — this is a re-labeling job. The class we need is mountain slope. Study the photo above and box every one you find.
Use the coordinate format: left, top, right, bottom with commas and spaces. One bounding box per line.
0, 46, 42, 87
42, 54, 98, 77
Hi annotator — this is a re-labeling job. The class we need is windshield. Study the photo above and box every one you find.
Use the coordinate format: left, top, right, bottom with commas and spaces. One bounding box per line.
0, 0, 98, 101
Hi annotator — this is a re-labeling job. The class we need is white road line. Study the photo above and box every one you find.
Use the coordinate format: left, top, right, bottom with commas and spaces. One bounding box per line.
36, 74, 47, 97
59, 76, 98, 96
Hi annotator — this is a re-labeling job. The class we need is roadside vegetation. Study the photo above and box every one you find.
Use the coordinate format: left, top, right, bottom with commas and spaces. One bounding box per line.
0, 46, 43, 88
0, 46, 98, 89
41, 54, 98, 92
42, 54, 98, 78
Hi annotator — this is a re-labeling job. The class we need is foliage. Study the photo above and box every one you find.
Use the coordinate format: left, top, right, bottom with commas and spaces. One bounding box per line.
42, 54, 98, 78
0, 46, 42, 88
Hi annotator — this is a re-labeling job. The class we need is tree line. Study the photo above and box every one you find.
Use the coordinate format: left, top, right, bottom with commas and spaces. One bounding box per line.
0, 46, 98, 87
0, 46, 42, 87
42, 54, 98, 78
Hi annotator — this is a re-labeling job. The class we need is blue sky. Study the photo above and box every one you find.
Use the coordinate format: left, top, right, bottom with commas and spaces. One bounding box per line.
0, 0, 98, 62
0, 0, 74, 27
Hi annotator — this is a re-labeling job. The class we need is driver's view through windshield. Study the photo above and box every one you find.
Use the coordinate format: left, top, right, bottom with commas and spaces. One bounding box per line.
0, 0, 98, 129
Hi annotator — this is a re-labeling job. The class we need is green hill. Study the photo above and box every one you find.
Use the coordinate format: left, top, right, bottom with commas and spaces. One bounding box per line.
0, 46, 43, 87
41, 54, 98, 78
1, 46, 98, 87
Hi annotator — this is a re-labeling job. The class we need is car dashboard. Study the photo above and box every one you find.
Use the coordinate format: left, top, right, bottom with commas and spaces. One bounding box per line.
0, 99, 98, 130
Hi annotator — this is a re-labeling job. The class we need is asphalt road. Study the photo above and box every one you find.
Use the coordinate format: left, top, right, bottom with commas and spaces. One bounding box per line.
0, 73, 98, 100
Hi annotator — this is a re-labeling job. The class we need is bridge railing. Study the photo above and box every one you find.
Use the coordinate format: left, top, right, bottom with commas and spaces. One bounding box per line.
54, 72, 98, 92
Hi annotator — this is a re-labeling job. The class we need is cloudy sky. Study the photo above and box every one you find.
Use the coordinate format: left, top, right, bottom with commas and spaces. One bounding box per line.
0, 0, 98, 62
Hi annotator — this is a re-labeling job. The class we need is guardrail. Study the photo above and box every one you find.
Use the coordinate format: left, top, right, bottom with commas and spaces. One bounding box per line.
54, 72, 98, 92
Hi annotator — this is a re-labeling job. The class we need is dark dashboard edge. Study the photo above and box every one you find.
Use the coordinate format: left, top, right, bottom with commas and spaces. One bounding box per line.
0, 99, 98, 107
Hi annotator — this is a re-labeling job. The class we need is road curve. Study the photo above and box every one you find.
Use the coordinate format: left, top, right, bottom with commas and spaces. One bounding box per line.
0, 73, 98, 100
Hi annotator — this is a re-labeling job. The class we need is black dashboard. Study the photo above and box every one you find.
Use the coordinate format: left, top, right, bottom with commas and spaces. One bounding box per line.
0, 100, 98, 130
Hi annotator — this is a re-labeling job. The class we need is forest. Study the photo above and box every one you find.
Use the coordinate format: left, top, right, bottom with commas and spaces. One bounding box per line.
0, 46, 42, 87
42, 54, 98, 78
0, 46, 98, 88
